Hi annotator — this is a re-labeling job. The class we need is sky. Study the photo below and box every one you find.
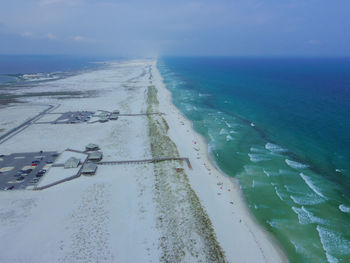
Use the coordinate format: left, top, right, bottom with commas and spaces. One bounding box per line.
0, 0, 349, 57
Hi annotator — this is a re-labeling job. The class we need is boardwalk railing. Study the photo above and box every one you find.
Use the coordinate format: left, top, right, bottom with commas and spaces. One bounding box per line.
33, 156, 192, 190
97, 157, 192, 169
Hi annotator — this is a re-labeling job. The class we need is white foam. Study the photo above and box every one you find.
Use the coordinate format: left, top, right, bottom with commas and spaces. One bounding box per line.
291, 206, 327, 225
248, 153, 271, 163
263, 169, 279, 177
22, 73, 60, 82
250, 122, 255, 127
290, 194, 325, 205
252, 180, 268, 188
339, 204, 350, 213
266, 219, 289, 229
274, 187, 286, 201
224, 121, 232, 128
250, 147, 266, 153
244, 165, 260, 175
335, 169, 345, 175
290, 240, 309, 256
285, 159, 309, 169
300, 173, 327, 199
226, 135, 233, 141
317, 225, 350, 257
219, 128, 229, 135
265, 143, 288, 153
326, 253, 339, 263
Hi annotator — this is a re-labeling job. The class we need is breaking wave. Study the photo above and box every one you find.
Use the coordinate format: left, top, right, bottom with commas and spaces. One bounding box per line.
248, 153, 271, 163
292, 206, 328, 225
290, 194, 325, 205
226, 135, 233, 141
219, 128, 229, 135
285, 159, 309, 169
339, 204, 350, 213
265, 142, 288, 153
299, 173, 327, 199
316, 225, 350, 258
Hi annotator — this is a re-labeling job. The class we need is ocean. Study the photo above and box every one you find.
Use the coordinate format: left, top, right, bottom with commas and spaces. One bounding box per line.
0, 55, 111, 85
0, 55, 106, 104
157, 57, 350, 263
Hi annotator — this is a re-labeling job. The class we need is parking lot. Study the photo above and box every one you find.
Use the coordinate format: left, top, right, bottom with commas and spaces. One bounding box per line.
54, 111, 94, 124
0, 151, 59, 190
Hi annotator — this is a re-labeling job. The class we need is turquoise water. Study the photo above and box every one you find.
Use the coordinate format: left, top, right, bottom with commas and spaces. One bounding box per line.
158, 57, 350, 263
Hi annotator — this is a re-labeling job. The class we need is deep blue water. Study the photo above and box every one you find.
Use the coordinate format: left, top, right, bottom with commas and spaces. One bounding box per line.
0, 55, 105, 85
158, 57, 350, 263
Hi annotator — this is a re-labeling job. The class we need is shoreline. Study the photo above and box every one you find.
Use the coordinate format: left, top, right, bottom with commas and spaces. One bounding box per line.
0, 59, 288, 262
152, 60, 288, 263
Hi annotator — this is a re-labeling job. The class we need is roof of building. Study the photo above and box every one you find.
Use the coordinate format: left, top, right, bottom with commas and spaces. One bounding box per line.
86, 143, 99, 150
88, 151, 103, 160
64, 157, 80, 169
81, 163, 97, 174
98, 112, 109, 117
99, 117, 109, 122
109, 113, 119, 120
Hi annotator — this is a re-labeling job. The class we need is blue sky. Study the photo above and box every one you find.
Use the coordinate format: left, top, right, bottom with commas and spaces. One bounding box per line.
0, 0, 349, 56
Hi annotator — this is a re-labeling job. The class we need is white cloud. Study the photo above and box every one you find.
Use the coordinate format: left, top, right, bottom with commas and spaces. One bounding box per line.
46, 33, 57, 40
21, 31, 35, 38
72, 35, 98, 43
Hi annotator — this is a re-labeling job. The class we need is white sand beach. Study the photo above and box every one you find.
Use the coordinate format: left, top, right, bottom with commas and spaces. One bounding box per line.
0, 60, 287, 262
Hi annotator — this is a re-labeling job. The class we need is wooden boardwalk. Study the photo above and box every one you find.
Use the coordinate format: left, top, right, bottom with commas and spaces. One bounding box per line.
34, 155, 192, 190
97, 157, 192, 169
117, 112, 165, 116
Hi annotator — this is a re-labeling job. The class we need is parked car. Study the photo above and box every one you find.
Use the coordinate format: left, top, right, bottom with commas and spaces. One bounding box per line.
15, 171, 25, 177
4, 185, 14, 190
51, 153, 59, 157
16, 176, 25, 181
30, 179, 39, 184
36, 173, 43, 178
23, 169, 33, 174
38, 169, 46, 174
46, 160, 53, 164
32, 163, 38, 166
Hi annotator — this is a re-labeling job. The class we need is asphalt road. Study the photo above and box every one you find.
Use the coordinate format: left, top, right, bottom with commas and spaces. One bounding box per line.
0, 104, 59, 145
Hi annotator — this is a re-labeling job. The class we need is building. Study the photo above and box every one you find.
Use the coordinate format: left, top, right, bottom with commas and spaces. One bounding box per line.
88, 151, 103, 162
109, 113, 119, 120
64, 157, 80, 169
85, 143, 99, 151
98, 112, 109, 118
81, 163, 97, 175
99, 117, 109, 123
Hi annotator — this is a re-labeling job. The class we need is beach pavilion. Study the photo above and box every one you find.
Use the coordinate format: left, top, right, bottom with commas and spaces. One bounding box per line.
87, 151, 103, 162
85, 143, 99, 151
81, 163, 97, 175
64, 157, 80, 169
